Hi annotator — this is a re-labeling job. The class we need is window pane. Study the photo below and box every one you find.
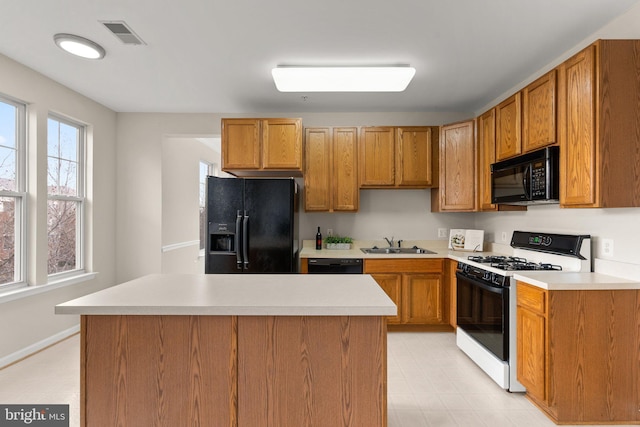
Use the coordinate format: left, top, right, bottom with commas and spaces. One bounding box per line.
47, 119, 79, 162
48, 115, 84, 277
59, 122, 78, 161
0, 146, 17, 191
0, 197, 16, 285
0, 101, 17, 192
47, 199, 77, 274
0, 101, 17, 149
47, 157, 78, 196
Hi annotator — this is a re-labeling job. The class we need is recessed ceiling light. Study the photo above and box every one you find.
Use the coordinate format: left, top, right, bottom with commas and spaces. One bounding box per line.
271, 66, 416, 92
54, 33, 106, 59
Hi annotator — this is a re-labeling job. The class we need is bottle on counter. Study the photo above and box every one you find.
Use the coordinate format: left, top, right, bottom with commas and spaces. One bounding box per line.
316, 227, 322, 250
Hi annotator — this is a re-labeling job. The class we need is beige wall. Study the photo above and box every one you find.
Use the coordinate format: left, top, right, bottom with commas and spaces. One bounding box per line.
0, 54, 117, 361
472, 0, 640, 268
115, 112, 470, 282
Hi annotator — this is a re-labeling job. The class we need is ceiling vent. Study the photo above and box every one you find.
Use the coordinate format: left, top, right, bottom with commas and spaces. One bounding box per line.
100, 21, 145, 45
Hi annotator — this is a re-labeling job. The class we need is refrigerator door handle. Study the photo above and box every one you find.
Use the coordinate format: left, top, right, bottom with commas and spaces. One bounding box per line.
242, 211, 249, 269
235, 211, 243, 269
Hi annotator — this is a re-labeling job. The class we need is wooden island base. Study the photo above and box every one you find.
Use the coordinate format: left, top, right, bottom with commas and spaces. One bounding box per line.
82, 315, 387, 427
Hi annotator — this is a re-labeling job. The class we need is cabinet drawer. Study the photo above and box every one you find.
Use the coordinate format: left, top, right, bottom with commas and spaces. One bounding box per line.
364, 258, 443, 274
517, 282, 546, 314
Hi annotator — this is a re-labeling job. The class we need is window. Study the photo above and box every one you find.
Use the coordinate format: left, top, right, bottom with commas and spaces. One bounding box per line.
0, 96, 26, 288
47, 116, 85, 276
199, 161, 214, 251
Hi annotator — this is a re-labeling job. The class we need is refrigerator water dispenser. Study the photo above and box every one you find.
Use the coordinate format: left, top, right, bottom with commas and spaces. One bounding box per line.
209, 223, 235, 253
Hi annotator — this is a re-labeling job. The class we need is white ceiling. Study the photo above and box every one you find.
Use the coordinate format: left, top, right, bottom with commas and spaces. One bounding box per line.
1, 0, 638, 114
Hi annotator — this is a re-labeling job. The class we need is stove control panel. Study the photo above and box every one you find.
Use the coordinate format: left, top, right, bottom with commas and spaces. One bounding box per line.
528, 235, 552, 246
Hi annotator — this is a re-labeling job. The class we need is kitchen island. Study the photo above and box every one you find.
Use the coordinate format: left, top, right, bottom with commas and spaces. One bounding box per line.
55, 273, 396, 427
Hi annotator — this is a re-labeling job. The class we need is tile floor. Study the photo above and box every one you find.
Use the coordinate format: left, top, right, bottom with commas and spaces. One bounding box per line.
0, 332, 636, 427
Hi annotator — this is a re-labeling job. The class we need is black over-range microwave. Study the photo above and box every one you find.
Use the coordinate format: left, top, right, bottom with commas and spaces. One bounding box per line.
491, 146, 559, 205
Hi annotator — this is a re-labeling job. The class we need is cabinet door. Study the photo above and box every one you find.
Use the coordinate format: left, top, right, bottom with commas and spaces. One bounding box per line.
560, 45, 597, 207
332, 127, 359, 211
304, 128, 331, 211
372, 274, 402, 324
496, 92, 522, 161
445, 259, 457, 328
359, 127, 395, 186
402, 273, 443, 324
262, 118, 302, 170
477, 109, 497, 211
517, 306, 547, 401
523, 70, 557, 152
438, 121, 476, 211
222, 118, 262, 170
396, 127, 433, 187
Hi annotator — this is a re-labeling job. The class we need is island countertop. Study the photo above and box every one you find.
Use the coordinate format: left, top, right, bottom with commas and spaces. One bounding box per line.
55, 273, 397, 316
513, 271, 640, 290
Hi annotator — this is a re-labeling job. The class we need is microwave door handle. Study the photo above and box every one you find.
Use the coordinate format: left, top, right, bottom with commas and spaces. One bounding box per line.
242, 211, 249, 270
235, 211, 243, 269
523, 165, 531, 200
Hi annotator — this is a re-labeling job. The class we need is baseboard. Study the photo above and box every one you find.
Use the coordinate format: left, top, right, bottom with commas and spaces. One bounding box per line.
0, 324, 80, 369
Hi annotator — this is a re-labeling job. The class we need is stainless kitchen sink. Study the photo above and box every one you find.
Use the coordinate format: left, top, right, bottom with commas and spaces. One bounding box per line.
360, 247, 437, 255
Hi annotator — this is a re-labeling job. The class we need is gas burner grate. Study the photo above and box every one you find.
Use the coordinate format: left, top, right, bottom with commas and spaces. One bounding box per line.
467, 255, 563, 271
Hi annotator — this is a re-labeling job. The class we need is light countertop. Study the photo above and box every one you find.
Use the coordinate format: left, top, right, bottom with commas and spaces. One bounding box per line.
299, 239, 491, 261
55, 273, 397, 316
513, 271, 640, 290
300, 240, 640, 290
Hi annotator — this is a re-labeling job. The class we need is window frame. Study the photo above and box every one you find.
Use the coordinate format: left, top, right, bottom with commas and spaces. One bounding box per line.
199, 160, 215, 253
46, 114, 86, 279
0, 94, 27, 290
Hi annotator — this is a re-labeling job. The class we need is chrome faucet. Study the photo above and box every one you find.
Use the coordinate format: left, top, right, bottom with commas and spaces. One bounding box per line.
384, 236, 394, 247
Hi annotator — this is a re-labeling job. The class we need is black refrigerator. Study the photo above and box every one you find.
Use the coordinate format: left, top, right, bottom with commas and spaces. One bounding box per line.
205, 176, 298, 273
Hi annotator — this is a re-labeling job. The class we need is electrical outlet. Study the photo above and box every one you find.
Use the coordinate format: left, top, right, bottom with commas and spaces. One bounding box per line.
501, 232, 508, 242
438, 228, 448, 238
602, 238, 614, 257
327, 228, 333, 237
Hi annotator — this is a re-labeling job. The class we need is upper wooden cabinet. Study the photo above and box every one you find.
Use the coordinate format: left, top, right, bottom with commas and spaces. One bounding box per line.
558, 40, 640, 208
304, 127, 359, 212
359, 127, 396, 187
432, 120, 476, 212
523, 70, 557, 152
221, 118, 302, 176
496, 92, 522, 161
477, 108, 497, 211
396, 127, 436, 187
359, 126, 437, 188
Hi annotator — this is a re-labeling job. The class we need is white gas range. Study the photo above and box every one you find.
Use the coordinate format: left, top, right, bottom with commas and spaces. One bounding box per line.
455, 231, 591, 392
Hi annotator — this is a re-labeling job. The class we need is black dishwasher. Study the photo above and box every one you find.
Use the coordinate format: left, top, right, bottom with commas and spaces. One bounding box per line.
307, 258, 363, 274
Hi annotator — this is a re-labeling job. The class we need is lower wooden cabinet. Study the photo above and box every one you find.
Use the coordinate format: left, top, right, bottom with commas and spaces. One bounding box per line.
516, 283, 548, 402
516, 281, 640, 424
365, 258, 447, 327
371, 274, 402, 324
445, 259, 458, 329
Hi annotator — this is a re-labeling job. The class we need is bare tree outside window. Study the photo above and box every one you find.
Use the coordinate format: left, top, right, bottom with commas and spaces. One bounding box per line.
47, 117, 84, 275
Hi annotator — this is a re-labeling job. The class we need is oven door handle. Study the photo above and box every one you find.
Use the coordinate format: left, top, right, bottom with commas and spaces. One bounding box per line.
456, 272, 506, 295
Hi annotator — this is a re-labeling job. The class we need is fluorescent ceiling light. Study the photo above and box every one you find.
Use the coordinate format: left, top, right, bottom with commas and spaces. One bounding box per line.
272, 66, 416, 92
54, 33, 105, 59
